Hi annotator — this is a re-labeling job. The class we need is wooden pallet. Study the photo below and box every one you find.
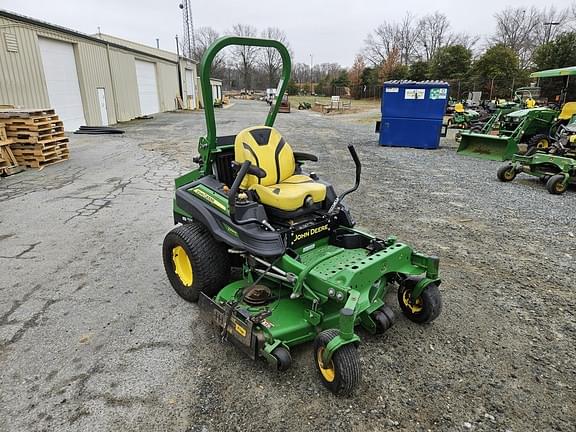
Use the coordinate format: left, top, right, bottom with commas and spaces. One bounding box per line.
5, 120, 64, 131
0, 108, 56, 118
9, 132, 67, 144
0, 123, 7, 141
11, 140, 69, 168
21, 154, 69, 169
0, 108, 70, 170
0, 138, 24, 176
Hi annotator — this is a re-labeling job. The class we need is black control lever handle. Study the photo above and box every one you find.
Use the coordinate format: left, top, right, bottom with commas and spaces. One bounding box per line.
328, 145, 362, 213
348, 144, 361, 190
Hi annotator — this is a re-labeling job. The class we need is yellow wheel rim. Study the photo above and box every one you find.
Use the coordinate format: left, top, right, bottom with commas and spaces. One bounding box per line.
317, 347, 336, 383
537, 139, 549, 149
172, 246, 193, 287
402, 290, 423, 314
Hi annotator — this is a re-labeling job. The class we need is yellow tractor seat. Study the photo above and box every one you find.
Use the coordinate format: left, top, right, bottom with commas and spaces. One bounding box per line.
558, 102, 576, 120
454, 103, 464, 113
234, 126, 326, 212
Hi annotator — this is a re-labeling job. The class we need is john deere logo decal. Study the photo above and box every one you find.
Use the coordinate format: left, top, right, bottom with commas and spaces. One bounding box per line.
291, 223, 330, 247
191, 187, 227, 212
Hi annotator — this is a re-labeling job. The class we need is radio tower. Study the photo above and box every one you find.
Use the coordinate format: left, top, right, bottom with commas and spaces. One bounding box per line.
179, 0, 196, 59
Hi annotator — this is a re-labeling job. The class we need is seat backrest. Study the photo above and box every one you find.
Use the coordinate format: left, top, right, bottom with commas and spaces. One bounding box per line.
234, 126, 295, 188
558, 102, 576, 120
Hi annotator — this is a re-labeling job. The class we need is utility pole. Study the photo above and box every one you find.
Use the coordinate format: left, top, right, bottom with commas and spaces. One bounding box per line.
179, 0, 196, 59
309, 54, 313, 95
544, 22, 560, 44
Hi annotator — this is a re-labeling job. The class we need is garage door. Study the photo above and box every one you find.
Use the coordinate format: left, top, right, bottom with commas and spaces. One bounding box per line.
135, 60, 159, 115
38, 37, 86, 131
185, 69, 196, 109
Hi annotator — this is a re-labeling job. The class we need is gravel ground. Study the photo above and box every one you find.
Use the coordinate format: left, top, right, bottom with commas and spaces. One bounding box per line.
1, 100, 575, 432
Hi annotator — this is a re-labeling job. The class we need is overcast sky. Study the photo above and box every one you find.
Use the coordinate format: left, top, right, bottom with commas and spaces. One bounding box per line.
1, 0, 573, 66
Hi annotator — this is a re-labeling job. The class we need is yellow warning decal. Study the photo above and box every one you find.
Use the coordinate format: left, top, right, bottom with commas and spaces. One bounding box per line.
235, 323, 247, 337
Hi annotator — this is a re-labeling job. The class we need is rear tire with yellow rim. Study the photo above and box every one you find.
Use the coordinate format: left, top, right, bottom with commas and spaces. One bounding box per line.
526, 133, 550, 156
313, 329, 360, 396
398, 283, 442, 324
162, 222, 231, 302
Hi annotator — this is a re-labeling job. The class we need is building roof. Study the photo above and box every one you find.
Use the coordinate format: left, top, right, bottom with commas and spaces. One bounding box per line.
0, 9, 195, 64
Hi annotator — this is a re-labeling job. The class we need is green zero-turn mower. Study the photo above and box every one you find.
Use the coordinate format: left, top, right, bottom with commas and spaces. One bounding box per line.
497, 115, 576, 194
162, 36, 443, 396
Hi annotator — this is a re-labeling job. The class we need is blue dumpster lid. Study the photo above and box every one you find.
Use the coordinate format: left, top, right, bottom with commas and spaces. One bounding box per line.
383, 80, 449, 87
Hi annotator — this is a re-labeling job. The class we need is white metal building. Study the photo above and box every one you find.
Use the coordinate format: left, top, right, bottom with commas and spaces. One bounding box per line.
0, 10, 198, 130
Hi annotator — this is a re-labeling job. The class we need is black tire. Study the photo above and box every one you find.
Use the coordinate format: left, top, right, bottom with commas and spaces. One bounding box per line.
539, 175, 551, 184
313, 329, 361, 396
398, 283, 442, 324
272, 346, 292, 371
546, 174, 568, 195
372, 305, 395, 334
526, 134, 550, 156
497, 164, 517, 182
162, 222, 231, 302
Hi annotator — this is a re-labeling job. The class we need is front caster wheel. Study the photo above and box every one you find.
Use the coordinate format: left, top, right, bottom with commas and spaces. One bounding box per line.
546, 174, 568, 195
313, 329, 360, 396
271, 346, 292, 371
497, 164, 517, 182
398, 283, 442, 324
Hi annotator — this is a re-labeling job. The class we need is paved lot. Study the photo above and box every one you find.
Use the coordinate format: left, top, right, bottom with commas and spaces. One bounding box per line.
1, 100, 575, 431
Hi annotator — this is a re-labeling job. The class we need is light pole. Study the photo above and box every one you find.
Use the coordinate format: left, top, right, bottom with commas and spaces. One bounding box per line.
310, 54, 313, 95
544, 22, 560, 44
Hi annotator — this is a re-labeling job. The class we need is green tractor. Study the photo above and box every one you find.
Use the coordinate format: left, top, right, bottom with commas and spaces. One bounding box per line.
448, 103, 481, 129
162, 36, 443, 395
457, 106, 559, 161
457, 67, 576, 161
497, 115, 576, 194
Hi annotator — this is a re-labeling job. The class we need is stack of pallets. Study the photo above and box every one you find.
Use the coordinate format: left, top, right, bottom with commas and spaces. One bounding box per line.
0, 109, 69, 169
0, 122, 23, 176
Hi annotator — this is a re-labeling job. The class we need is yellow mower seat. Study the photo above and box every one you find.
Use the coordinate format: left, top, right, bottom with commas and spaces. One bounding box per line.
558, 102, 576, 120
234, 126, 326, 212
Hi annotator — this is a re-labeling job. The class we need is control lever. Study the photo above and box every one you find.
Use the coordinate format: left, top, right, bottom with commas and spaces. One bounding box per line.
328, 145, 361, 213
228, 161, 272, 229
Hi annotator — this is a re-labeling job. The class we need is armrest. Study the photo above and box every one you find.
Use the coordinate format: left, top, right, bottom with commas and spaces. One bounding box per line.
293, 152, 318, 162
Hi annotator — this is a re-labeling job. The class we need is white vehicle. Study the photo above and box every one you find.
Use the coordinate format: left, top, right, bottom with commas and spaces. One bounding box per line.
265, 88, 276, 105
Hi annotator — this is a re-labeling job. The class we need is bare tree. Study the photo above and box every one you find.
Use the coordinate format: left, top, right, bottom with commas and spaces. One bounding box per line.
533, 5, 573, 44
259, 27, 291, 87
448, 33, 480, 52
417, 12, 451, 61
230, 24, 258, 89
364, 13, 420, 67
292, 62, 309, 83
191, 27, 225, 73
491, 6, 572, 69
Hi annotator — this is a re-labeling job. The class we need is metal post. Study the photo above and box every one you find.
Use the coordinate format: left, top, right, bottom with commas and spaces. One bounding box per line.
309, 54, 313, 95
544, 22, 560, 44
510, 77, 515, 99
489, 78, 495, 101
